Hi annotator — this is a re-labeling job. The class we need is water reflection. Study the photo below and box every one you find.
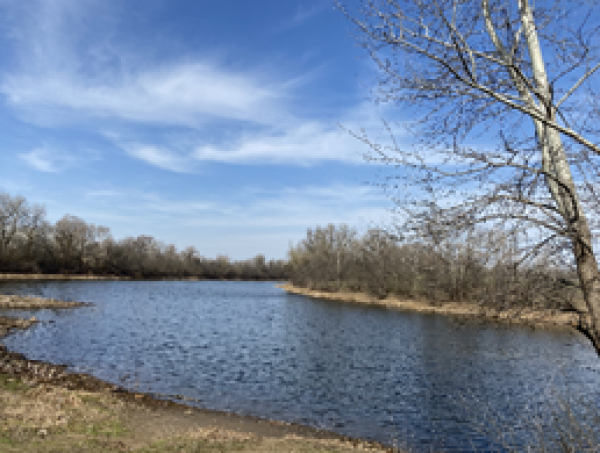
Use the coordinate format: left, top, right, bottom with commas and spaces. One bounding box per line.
0, 280, 598, 451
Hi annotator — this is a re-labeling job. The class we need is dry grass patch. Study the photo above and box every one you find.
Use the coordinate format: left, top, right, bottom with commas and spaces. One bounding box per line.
0, 294, 90, 309
0, 376, 130, 452
0, 372, 397, 453
140, 435, 392, 453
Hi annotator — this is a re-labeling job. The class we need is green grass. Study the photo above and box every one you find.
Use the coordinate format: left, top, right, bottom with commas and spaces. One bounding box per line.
80, 395, 111, 413
140, 438, 251, 452
71, 418, 129, 438
0, 373, 29, 392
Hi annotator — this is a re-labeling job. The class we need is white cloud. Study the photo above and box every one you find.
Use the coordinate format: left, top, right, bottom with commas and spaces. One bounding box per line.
2, 62, 287, 128
122, 144, 192, 173
121, 102, 400, 168
192, 122, 366, 165
0, 0, 290, 128
19, 147, 78, 173
0, 1, 404, 169
274, 3, 327, 32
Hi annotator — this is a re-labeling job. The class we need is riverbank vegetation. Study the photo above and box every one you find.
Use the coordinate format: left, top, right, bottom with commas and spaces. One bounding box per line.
0, 192, 287, 281
288, 224, 584, 313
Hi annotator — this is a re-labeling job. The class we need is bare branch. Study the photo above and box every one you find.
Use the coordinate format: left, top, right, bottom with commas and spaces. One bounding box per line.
556, 62, 600, 108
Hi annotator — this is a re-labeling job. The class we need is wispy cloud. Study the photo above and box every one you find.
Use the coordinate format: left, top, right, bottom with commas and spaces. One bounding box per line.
19, 147, 79, 173
84, 183, 392, 229
0, 178, 34, 195
0, 0, 394, 169
275, 3, 327, 32
121, 144, 192, 173
50, 181, 396, 258
191, 122, 365, 165
0, 0, 291, 128
122, 103, 399, 168
2, 62, 288, 128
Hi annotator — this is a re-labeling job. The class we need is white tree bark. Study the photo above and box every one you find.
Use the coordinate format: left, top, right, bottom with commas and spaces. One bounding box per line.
516, 0, 600, 350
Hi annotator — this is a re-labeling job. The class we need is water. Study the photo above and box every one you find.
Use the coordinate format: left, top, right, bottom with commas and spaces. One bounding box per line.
0, 280, 598, 451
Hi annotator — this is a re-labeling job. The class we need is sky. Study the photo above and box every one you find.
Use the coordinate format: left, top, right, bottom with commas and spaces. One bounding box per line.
0, 0, 401, 260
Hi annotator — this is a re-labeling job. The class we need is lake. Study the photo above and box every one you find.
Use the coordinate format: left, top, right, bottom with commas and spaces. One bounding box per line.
0, 280, 598, 451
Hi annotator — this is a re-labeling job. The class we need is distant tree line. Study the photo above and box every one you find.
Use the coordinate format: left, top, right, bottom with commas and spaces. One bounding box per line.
289, 224, 583, 311
0, 192, 288, 280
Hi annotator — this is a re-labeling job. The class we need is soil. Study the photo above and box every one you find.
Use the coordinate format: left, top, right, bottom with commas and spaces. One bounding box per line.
0, 303, 398, 452
0, 295, 91, 309
0, 273, 127, 281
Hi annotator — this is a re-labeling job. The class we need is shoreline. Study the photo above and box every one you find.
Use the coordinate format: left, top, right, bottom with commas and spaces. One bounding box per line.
0, 273, 285, 283
0, 273, 129, 281
280, 284, 582, 330
0, 297, 394, 452
0, 294, 91, 309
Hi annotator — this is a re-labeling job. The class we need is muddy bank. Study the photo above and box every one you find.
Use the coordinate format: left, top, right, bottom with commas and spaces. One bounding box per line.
0, 273, 128, 281
0, 273, 283, 282
0, 316, 38, 339
281, 284, 582, 329
0, 294, 92, 309
0, 316, 395, 452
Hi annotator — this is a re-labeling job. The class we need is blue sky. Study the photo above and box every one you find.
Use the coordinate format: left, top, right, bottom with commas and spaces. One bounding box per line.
0, 0, 400, 260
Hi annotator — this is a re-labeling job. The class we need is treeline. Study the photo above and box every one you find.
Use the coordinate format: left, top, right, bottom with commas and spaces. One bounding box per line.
0, 192, 288, 280
288, 224, 582, 311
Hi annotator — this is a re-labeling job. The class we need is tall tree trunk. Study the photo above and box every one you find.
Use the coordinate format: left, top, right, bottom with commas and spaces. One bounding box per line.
573, 227, 600, 351
518, 0, 600, 353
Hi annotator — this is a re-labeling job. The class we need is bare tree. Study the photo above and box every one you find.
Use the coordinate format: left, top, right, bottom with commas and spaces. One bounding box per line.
20, 203, 48, 269
52, 215, 108, 272
337, 0, 600, 353
0, 193, 29, 263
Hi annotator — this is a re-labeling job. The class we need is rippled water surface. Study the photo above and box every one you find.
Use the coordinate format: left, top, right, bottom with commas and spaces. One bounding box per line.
0, 280, 599, 451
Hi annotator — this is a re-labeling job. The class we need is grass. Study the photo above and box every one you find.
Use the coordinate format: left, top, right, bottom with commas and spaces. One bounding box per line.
139, 437, 373, 453
72, 418, 129, 438
140, 438, 252, 452
0, 373, 29, 392
0, 372, 392, 452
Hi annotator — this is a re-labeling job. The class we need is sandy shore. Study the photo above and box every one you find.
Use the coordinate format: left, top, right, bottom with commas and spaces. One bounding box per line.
0, 273, 281, 282
0, 294, 91, 309
0, 273, 128, 281
281, 284, 582, 329
0, 302, 395, 452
